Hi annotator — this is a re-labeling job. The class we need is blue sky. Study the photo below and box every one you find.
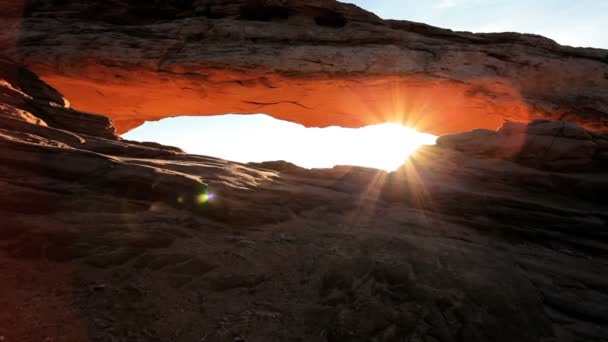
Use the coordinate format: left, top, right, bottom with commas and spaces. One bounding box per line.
349, 0, 607, 48
124, 1, 606, 169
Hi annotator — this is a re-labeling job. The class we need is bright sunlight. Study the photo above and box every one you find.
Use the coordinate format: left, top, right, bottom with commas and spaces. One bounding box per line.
123, 114, 437, 172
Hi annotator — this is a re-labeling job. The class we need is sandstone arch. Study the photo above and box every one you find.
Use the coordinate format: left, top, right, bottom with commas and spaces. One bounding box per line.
2, 0, 607, 134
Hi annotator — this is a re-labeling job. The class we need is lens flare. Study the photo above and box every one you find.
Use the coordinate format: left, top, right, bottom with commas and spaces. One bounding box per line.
196, 192, 215, 204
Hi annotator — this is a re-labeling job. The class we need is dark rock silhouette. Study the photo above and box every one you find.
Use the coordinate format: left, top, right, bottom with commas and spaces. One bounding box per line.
1, 58, 607, 342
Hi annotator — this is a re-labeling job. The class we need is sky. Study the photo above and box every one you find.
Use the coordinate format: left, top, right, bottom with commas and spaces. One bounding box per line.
124, 115, 437, 171
124, 1, 607, 169
349, 0, 607, 49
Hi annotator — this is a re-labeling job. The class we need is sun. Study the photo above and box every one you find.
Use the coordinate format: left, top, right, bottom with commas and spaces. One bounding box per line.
339, 123, 437, 171
123, 115, 437, 172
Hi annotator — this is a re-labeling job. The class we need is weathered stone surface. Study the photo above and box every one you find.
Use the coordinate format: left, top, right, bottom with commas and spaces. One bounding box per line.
437, 120, 607, 171
0, 57, 116, 138
1, 60, 608, 342
1, 0, 607, 134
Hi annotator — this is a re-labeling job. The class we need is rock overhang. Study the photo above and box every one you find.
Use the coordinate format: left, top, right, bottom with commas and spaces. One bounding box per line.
3, 0, 607, 135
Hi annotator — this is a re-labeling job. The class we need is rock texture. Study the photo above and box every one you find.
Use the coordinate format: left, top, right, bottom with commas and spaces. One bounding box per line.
1, 0, 607, 134
2, 59, 608, 342
437, 120, 608, 171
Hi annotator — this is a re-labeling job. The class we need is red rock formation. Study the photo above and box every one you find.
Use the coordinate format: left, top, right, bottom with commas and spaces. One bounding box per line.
2, 0, 607, 134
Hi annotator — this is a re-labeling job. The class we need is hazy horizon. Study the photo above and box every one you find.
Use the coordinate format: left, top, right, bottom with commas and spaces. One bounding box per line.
123, 115, 437, 171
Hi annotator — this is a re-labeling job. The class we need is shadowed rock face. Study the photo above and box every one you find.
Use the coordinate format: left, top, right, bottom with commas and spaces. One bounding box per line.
2, 59, 608, 342
437, 120, 608, 171
1, 0, 607, 134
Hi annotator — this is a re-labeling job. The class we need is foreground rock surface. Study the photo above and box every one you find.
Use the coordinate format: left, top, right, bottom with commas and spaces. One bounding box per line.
1, 0, 608, 134
1, 60, 608, 341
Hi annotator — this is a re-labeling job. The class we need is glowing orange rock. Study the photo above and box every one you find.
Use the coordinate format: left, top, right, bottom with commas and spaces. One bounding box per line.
3, 0, 607, 134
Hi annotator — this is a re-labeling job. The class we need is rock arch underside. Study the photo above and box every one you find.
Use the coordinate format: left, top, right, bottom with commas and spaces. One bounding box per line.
3, 0, 608, 134
1, 1, 608, 342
